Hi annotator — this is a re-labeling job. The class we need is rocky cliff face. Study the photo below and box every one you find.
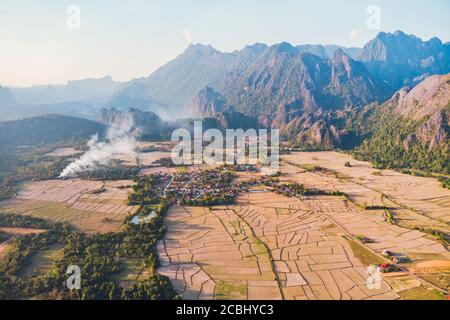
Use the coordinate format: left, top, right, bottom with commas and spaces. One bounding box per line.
416, 111, 448, 150
108, 31, 449, 127
360, 31, 450, 90
296, 44, 361, 60
107, 43, 266, 115
388, 73, 449, 150
337, 72, 449, 173
189, 44, 389, 148
390, 73, 450, 121
197, 44, 388, 120
104, 32, 449, 153
100, 107, 170, 139
327, 49, 391, 107
189, 87, 227, 118
276, 111, 344, 149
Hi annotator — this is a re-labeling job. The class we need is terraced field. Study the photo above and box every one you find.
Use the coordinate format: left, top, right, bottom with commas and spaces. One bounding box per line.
159, 193, 447, 299
282, 152, 450, 225
158, 151, 449, 300
157, 205, 281, 300
0, 179, 137, 234
1, 150, 447, 299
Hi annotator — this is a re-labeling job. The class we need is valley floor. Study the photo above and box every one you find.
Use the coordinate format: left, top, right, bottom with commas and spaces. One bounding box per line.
157, 152, 450, 300
0, 150, 448, 299
0, 179, 137, 234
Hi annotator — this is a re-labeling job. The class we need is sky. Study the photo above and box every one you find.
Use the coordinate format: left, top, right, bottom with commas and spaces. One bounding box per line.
0, 0, 449, 87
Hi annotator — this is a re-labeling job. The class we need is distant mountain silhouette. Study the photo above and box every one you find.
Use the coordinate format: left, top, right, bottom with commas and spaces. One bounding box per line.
360, 31, 450, 90
108, 31, 449, 122
0, 114, 105, 146
0, 85, 15, 107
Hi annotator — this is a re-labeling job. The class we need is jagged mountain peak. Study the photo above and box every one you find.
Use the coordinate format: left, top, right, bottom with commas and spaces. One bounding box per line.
185, 43, 217, 52
189, 86, 227, 118
332, 48, 352, 63
106, 30, 448, 124
360, 31, 449, 90
331, 49, 356, 84
361, 31, 443, 62
269, 42, 297, 53
241, 43, 268, 54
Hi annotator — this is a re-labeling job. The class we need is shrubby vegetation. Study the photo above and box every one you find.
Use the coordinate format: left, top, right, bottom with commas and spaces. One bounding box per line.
128, 175, 166, 206
437, 176, 450, 190
0, 145, 74, 200
0, 213, 53, 229
152, 157, 184, 168
273, 182, 346, 198
347, 106, 449, 175
0, 201, 179, 300
0, 114, 105, 147
414, 226, 449, 245
78, 166, 140, 181
183, 193, 236, 206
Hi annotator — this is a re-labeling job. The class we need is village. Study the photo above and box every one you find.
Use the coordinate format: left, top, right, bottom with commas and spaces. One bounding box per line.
135, 168, 247, 206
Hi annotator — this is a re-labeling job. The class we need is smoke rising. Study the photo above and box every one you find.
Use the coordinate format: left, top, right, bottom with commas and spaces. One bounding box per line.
59, 114, 138, 178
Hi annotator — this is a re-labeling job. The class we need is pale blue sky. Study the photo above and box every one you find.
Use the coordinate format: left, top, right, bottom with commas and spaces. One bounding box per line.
1, 0, 449, 86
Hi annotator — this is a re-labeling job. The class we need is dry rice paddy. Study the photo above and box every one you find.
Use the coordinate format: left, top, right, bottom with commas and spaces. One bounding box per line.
282, 152, 450, 225
0, 179, 138, 234
0, 227, 47, 236
158, 191, 418, 300
1, 150, 448, 299
45, 147, 83, 157
158, 151, 449, 300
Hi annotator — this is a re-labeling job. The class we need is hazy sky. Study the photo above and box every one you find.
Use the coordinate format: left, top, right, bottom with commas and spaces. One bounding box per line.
1, 0, 449, 87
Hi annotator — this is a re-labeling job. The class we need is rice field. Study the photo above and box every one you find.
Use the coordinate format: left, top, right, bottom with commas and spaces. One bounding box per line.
159, 192, 400, 300
0, 179, 138, 234
158, 151, 449, 300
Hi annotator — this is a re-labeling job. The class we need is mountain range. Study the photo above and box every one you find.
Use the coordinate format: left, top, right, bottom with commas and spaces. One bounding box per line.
349, 73, 449, 174
0, 31, 449, 172
0, 77, 122, 121
1, 31, 448, 123
107, 30, 449, 121
10, 76, 121, 105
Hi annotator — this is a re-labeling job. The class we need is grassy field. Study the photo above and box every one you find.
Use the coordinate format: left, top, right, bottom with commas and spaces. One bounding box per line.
415, 273, 450, 291
0, 242, 14, 266
112, 258, 151, 288
20, 244, 63, 277
345, 238, 385, 266
215, 281, 248, 300
398, 286, 446, 300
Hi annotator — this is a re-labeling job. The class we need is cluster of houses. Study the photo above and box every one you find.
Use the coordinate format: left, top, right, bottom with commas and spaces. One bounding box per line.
382, 250, 410, 264
164, 170, 243, 204
378, 263, 401, 273
227, 164, 258, 173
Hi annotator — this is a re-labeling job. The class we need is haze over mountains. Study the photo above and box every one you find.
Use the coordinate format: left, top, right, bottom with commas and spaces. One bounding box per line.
0, 86, 15, 107
0, 77, 122, 121
360, 31, 450, 89
10, 76, 121, 105
108, 30, 449, 119
0, 30, 448, 174
1, 31, 448, 123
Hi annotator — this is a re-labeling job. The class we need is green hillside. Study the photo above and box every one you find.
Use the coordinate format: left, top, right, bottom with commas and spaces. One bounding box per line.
0, 114, 105, 147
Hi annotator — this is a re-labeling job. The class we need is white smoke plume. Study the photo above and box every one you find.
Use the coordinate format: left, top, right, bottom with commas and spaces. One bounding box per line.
59, 114, 138, 178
